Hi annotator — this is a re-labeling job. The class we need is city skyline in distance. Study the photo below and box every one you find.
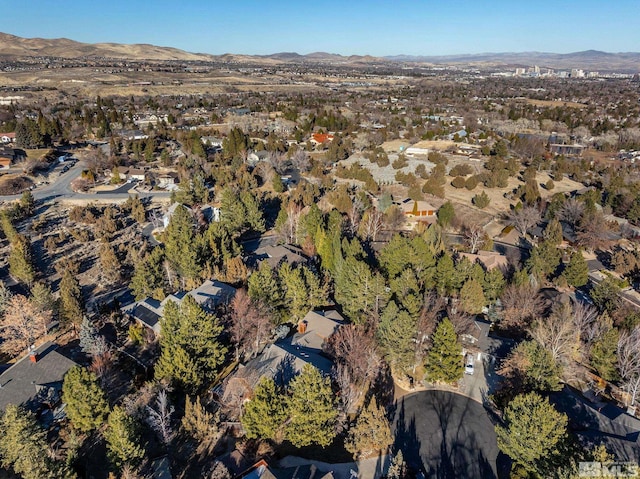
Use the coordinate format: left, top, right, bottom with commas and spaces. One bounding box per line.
10, 0, 640, 57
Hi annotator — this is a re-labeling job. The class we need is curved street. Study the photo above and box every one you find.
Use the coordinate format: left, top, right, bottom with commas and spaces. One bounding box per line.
0, 160, 171, 203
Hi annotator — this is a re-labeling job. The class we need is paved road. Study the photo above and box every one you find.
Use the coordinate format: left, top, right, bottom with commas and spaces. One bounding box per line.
0, 161, 171, 204
392, 390, 499, 479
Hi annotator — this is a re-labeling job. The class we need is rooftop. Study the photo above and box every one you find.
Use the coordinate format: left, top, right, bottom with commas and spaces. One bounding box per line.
0, 342, 78, 412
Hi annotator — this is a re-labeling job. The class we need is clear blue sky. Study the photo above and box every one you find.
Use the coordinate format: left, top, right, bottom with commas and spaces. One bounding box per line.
8, 0, 640, 56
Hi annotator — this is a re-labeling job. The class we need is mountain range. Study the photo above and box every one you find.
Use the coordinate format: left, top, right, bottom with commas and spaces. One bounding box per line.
0, 32, 638, 71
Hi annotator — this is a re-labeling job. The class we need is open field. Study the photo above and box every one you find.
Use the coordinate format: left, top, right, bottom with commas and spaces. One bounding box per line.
525, 99, 587, 109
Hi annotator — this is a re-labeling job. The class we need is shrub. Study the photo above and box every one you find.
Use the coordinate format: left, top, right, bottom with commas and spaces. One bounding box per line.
465, 176, 479, 190
473, 191, 491, 209
450, 164, 473, 176
451, 176, 466, 188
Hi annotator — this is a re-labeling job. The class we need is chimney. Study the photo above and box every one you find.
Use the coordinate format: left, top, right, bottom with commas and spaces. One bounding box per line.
298, 320, 308, 334
29, 351, 38, 363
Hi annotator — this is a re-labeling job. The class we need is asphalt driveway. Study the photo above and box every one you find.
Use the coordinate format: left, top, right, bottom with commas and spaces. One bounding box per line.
392, 390, 499, 479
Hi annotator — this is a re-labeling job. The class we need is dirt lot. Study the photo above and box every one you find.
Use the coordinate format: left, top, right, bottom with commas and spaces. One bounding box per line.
0, 174, 33, 195
443, 170, 584, 219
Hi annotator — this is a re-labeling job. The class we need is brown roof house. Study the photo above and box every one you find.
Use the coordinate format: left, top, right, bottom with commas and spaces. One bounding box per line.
459, 251, 509, 271
395, 197, 436, 218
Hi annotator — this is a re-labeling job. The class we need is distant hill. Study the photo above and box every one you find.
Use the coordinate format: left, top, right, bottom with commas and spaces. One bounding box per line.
0, 32, 214, 61
0, 32, 637, 71
385, 50, 640, 72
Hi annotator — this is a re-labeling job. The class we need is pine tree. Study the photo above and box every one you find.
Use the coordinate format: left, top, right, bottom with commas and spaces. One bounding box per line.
459, 279, 486, 315
345, 397, 393, 459
155, 295, 227, 392
62, 366, 110, 432
285, 365, 338, 447
248, 261, 284, 317
376, 302, 416, 376
0, 405, 72, 479
59, 266, 84, 328
182, 395, 219, 443
435, 254, 459, 296
437, 201, 455, 228
104, 406, 145, 470
130, 247, 165, 300
79, 316, 107, 356
165, 205, 201, 284
496, 392, 567, 474
335, 256, 388, 324
425, 318, 463, 384
483, 268, 506, 302
563, 251, 589, 287
9, 235, 35, 286
590, 328, 619, 381
29, 282, 56, 316
100, 241, 121, 284
241, 377, 287, 441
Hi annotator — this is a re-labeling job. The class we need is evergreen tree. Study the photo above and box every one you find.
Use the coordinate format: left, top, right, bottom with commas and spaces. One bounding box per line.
241, 377, 287, 441
62, 366, 110, 432
248, 261, 284, 317
104, 406, 145, 470
334, 256, 388, 324
345, 397, 393, 459
483, 268, 506, 302
285, 365, 338, 447
59, 266, 84, 328
0, 405, 71, 479
376, 302, 417, 375
79, 316, 106, 356
240, 191, 266, 233
278, 264, 325, 322
155, 295, 227, 392
459, 279, 486, 314
99, 241, 121, 284
435, 254, 459, 296
590, 328, 619, 381
563, 251, 589, 287
9, 235, 35, 286
130, 246, 166, 300
496, 392, 568, 474
501, 340, 562, 393
20, 190, 35, 217
165, 205, 201, 284
437, 201, 455, 228
425, 318, 463, 384
29, 282, 56, 316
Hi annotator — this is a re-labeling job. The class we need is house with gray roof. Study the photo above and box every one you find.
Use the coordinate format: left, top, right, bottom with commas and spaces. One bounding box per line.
220, 310, 344, 408
122, 279, 236, 335
0, 342, 78, 413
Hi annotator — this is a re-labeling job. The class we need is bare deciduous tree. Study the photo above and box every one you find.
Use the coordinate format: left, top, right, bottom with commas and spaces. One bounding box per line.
571, 301, 601, 359
347, 195, 364, 237
333, 362, 360, 416
508, 206, 541, 239
146, 388, 175, 445
576, 213, 611, 252
464, 223, 486, 254
617, 326, 640, 407
558, 198, 585, 228
359, 208, 384, 242
500, 284, 545, 333
326, 325, 380, 389
529, 303, 580, 367
0, 294, 51, 357
276, 201, 302, 244
229, 289, 271, 361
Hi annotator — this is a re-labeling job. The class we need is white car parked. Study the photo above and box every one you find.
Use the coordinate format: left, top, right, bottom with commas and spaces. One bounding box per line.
464, 355, 475, 375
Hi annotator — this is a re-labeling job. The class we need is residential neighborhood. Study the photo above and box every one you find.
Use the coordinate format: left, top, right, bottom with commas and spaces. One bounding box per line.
0, 17, 640, 479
